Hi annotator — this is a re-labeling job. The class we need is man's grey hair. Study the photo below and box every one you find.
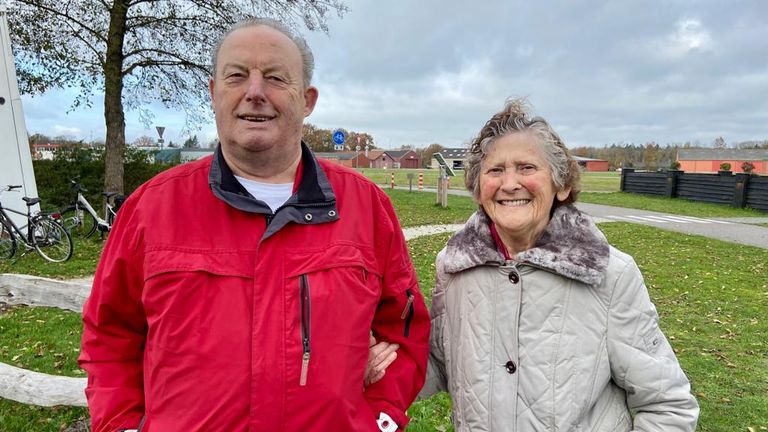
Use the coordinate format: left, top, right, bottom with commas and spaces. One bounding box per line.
211, 17, 315, 87
464, 97, 581, 206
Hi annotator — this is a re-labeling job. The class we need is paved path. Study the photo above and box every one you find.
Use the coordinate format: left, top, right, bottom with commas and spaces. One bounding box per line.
391, 186, 768, 249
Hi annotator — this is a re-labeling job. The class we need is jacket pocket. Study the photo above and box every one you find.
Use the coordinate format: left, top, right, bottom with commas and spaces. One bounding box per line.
142, 248, 255, 354
283, 244, 380, 410
401, 289, 415, 337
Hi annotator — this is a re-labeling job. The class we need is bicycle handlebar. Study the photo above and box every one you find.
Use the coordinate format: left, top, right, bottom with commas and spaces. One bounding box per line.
69, 179, 87, 193
5, 185, 21, 191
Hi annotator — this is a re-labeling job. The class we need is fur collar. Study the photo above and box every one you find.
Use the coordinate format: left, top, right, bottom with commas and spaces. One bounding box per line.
442, 204, 610, 286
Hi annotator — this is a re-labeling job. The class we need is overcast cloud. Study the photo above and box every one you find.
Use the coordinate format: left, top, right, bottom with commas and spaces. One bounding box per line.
17, 0, 768, 149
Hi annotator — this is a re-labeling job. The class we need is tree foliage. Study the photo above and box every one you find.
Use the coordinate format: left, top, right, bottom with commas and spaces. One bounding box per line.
9, 0, 347, 193
183, 135, 200, 149
302, 123, 374, 153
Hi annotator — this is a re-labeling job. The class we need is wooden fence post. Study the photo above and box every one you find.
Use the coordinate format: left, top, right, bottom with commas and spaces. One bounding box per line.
733, 173, 750, 208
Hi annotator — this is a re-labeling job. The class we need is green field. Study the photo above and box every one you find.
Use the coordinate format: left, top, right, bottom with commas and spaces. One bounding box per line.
580, 192, 766, 217
359, 168, 620, 193
1, 190, 766, 431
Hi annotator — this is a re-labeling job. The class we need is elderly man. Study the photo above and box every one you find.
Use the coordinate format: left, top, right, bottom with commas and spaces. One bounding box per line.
79, 18, 429, 432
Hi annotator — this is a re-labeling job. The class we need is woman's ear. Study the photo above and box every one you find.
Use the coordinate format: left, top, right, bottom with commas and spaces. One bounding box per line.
556, 187, 572, 202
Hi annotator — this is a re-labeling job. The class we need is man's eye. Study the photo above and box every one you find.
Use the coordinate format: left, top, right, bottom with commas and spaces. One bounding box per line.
225, 72, 245, 79
267, 75, 286, 83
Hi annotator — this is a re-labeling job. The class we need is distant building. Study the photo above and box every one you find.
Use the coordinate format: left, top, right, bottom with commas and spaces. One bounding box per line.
677, 149, 768, 174
432, 148, 468, 170
181, 148, 214, 162
314, 148, 420, 169
31, 143, 63, 160
573, 156, 609, 172
313, 151, 370, 168
385, 150, 420, 169
144, 147, 214, 164
370, 152, 397, 169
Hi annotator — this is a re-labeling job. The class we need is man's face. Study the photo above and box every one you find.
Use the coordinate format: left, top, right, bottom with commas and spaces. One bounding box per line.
209, 25, 318, 161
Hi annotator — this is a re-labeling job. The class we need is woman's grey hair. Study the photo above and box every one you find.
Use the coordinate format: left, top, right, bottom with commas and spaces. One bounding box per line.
211, 17, 315, 87
464, 97, 580, 206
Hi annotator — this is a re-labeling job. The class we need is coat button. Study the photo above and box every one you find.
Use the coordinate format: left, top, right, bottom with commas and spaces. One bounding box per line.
508, 271, 520, 284
505, 360, 517, 374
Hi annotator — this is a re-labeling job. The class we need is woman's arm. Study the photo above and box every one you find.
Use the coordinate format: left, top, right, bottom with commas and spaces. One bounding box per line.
606, 255, 699, 431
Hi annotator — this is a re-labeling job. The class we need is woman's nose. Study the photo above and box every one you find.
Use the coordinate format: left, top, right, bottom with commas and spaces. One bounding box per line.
499, 172, 521, 192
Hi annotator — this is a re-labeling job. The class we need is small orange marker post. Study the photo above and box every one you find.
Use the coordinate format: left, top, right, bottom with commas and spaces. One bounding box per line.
418, 172, 424, 192
390, 172, 395, 189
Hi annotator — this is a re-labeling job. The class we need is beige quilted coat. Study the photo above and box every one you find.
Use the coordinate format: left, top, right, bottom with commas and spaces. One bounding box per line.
420, 205, 699, 431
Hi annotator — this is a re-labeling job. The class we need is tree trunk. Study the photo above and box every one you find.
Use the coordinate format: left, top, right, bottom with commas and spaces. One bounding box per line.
103, 0, 129, 194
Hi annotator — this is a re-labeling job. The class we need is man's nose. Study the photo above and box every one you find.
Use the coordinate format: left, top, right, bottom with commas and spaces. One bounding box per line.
245, 74, 267, 102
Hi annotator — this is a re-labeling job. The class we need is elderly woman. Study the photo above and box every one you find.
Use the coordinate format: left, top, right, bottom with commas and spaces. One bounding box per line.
418, 99, 699, 431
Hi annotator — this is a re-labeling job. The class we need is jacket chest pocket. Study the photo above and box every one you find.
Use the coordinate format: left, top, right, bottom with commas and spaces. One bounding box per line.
283, 244, 381, 390
142, 249, 255, 354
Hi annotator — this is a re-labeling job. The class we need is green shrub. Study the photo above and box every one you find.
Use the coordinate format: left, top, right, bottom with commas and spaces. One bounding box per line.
33, 145, 177, 210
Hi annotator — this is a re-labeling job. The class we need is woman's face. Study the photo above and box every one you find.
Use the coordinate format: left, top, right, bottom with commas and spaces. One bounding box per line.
479, 132, 570, 250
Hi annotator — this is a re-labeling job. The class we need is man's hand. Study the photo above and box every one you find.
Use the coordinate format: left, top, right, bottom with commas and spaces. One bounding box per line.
365, 334, 399, 387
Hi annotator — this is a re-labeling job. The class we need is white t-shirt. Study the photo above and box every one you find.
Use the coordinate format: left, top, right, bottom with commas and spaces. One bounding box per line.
235, 175, 293, 213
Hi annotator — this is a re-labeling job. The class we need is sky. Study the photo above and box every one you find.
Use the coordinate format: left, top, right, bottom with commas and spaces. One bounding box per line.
15, 0, 768, 150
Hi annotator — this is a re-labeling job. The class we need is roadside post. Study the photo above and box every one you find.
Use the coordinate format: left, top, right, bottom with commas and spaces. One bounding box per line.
390, 172, 395, 189
418, 172, 424, 192
433, 153, 455, 207
407, 173, 415, 192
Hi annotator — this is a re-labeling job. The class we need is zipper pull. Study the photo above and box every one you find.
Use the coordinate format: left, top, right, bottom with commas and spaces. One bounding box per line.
300, 352, 310, 386
401, 291, 414, 319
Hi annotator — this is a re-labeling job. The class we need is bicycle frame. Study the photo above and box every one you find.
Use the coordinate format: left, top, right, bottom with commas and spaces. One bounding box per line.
0, 204, 38, 247
75, 192, 110, 228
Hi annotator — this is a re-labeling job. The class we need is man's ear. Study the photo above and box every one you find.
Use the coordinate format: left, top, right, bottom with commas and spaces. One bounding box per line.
303, 86, 318, 117
209, 78, 216, 107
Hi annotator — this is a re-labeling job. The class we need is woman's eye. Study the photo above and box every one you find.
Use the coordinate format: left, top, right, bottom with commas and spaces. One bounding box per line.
519, 165, 536, 173
487, 167, 503, 175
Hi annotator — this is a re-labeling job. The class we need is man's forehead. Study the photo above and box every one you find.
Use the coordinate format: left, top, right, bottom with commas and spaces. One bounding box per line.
221, 25, 297, 52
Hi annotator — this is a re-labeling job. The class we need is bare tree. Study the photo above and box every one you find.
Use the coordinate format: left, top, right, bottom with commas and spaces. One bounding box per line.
9, 0, 347, 193
132, 135, 155, 147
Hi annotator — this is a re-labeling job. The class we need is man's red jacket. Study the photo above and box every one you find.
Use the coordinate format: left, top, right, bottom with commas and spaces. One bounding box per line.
79, 145, 430, 431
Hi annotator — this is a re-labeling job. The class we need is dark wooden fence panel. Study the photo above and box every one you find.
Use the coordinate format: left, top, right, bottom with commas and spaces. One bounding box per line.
623, 171, 666, 196
746, 176, 768, 212
620, 169, 767, 212
677, 174, 736, 205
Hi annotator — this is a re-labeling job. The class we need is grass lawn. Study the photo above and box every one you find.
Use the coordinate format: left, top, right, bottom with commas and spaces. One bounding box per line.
0, 236, 104, 279
360, 168, 620, 193
384, 189, 476, 227
580, 192, 767, 218
1, 192, 766, 431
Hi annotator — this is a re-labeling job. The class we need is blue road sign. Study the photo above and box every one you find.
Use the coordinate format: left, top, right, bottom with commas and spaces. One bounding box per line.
332, 129, 346, 145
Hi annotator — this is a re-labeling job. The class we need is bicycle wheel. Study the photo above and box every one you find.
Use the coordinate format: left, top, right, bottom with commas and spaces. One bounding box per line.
0, 220, 16, 260
31, 217, 73, 262
60, 206, 98, 238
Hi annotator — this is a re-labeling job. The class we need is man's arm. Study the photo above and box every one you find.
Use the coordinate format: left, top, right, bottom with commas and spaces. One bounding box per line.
79, 198, 147, 432
363, 191, 430, 430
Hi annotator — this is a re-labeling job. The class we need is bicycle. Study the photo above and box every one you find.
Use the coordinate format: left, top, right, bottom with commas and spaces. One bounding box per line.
0, 185, 73, 263
60, 179, 121, 238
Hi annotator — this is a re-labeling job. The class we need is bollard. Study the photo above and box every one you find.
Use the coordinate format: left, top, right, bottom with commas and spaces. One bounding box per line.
390, 172, 395, 189
418, 172, 424, 192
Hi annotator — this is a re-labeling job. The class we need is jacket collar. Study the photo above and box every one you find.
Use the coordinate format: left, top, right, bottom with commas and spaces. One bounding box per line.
442, 204, 610, 286
208, 142, 339, 240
